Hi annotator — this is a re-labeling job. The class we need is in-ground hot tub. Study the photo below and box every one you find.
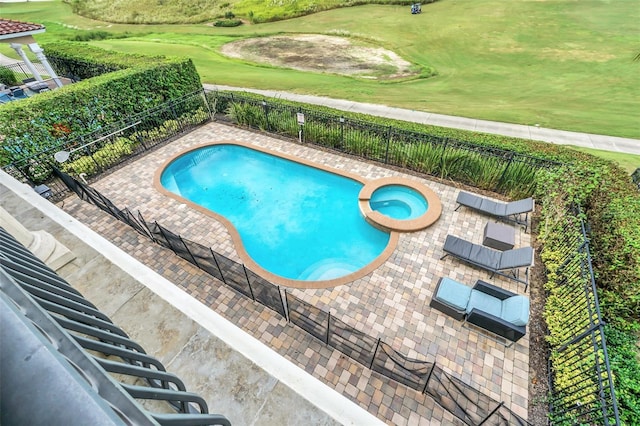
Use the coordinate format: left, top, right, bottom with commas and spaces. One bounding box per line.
359, 177, 442, 232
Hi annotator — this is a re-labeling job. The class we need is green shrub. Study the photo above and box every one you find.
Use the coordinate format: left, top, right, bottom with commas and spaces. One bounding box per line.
0, 42, 202, 175
213, 19, 242, 27
212, 92, 552, 196
62, 136, 137, 176
537, 161, 640, 424
606, 324, 640, 425
0, 67, 18, 86
59, 107, 206, 180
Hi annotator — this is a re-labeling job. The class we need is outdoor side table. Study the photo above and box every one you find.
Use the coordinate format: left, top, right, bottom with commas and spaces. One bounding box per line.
483, 222, 515, 251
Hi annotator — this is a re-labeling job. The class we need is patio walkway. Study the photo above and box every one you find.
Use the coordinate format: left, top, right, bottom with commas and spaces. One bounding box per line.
60, 122, 531, 424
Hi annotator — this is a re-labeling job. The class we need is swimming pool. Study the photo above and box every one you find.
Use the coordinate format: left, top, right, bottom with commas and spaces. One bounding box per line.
157, 142, 397, 287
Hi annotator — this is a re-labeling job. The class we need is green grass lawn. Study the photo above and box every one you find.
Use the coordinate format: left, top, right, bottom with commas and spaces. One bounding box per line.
571, 147, 639, 175
2, 0, 639, 140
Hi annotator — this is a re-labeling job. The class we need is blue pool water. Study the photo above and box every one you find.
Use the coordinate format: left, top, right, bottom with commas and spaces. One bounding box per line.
369, 185, 428, 220
160, 144, 390, 281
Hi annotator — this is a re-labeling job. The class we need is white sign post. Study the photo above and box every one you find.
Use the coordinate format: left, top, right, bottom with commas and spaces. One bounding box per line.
296, 113, 305, 143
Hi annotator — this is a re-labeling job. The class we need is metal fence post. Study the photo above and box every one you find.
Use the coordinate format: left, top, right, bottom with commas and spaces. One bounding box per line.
135, 129, 148, 151
384, 126, 392, 164
156, 224, 175, 255
202, 89, 214, 120
339, 116, 345, 149
179, 235, 199, 267
280, 288, 290, 323
136, 211, 154, 242
478, 402, 504, 426
169, 100, 179, 122
496, 153, 514, 192
209, 248, 227, 286
242, 265, 256, 301
439, 138, 449, 177
422, 362, 436, 394
369, 338, 381, 369
325, 312, 331, 345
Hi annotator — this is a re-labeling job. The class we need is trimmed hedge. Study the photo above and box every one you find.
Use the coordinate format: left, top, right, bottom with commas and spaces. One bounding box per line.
0, 42, 202, 172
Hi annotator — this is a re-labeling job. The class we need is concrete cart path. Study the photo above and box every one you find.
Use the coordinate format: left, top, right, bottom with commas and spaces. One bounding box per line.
206, 84, 640, 156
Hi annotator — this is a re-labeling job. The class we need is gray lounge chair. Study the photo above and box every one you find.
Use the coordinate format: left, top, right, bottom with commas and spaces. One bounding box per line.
441, 235, 533, 290
455, 191, 534, 231
430, 277, 529, 346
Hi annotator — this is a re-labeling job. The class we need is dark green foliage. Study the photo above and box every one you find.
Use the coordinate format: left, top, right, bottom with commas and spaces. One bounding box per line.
538, 160, 640, 425
0, 43, 202, 176
59, 108, 208, 178
0, 67, 18, 86
213, 19, 242, 27
605, 324, 640, 425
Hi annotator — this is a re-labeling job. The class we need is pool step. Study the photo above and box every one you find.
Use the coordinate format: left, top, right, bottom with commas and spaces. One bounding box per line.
298, 258, 358, 281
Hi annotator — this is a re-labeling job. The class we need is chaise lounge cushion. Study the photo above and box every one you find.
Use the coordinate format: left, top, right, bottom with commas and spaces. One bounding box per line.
500, 295, 530, 326
469, 244, 501, 268
442, 235, 533, 289
455, 191, 534, 231
505, 198, 534, 216
434, 277, 472, 310
498, 247, 534, 269
466, 289, 502, 317
456, 191, 484, 210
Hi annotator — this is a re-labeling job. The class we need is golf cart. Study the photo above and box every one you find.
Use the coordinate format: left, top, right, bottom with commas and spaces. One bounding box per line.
411, 3, 421, 14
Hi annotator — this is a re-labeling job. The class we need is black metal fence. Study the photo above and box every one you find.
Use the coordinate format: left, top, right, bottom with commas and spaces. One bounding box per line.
632, 167, 640, 190
1, 61, 46, 83
55, 169, 528, 426
2, 90, 210, 201
2, 88, 560, 204
206, 90, 560, 198
545, 210, 619, 425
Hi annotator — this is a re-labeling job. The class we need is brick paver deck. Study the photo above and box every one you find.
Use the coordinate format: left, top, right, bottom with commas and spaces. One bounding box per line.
60, 122, 531, 425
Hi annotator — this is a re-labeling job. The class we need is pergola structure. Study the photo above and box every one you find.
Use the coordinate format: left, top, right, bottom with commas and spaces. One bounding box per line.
0, 19, 62, 88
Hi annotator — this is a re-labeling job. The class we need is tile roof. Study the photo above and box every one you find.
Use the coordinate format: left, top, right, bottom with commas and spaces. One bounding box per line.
0, 19, 45, 37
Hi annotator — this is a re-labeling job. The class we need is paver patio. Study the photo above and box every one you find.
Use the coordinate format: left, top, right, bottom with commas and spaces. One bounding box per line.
60, 122, 531, 424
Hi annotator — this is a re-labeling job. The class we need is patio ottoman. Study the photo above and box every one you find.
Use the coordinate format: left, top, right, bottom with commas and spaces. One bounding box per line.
483, 222, 515, 251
